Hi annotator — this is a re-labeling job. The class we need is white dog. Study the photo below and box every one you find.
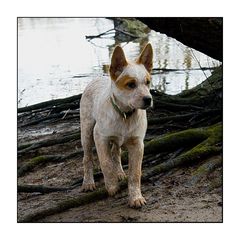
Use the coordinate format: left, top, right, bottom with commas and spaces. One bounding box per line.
80, 43, 153, 208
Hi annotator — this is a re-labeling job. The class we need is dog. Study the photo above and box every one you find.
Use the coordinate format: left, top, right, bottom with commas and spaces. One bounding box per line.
80, 43, 153, 208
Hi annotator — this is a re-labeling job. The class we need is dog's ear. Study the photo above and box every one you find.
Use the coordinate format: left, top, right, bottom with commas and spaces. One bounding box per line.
109, 46, 128, 81
137, 43, 153, 73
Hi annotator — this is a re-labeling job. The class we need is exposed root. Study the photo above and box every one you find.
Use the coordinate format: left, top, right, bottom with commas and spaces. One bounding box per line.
17, 150, 83, 177
19, 180, 127, 223
187, 156, 222, 186
18, 132, 80, 154
19, 123, 222, 222
18, 94, 81, 113
18, 184, 71, 194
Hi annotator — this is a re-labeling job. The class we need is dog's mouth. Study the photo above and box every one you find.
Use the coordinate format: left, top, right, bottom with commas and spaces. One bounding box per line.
140, 105, 151, 110
128, 98, 153, 110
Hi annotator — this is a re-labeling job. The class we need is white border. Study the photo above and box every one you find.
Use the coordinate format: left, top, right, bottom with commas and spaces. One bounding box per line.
1, 0, 240, 240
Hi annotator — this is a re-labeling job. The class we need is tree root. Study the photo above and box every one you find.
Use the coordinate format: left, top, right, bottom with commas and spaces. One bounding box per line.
148, 109, 220, 126
19, 180, 127, 222
146, 146, 221, 179
17, 150, 83, 177
144, 127, 209, 155
18, 94, 81, 113
19, 123, 222, 222
17, 155, 62, 177
186, 156, 222, 186
18, 123, 222, 179
18, 132, 80, 154
153, 100, 204, 111
18, 184, 71, 194
144, 123, 222, 155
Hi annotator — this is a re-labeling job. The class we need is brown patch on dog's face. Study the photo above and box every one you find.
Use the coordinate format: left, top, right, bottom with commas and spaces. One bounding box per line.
115, 75, 137, 90
116, 72, 151, 91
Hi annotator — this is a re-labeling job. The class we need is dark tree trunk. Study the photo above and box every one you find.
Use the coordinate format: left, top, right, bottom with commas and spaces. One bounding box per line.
137, 17, 223, 61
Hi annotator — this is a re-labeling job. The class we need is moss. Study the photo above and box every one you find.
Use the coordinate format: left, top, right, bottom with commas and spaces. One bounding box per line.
144, 123, 222, 178
19, 124, 223, 222
188, 156, 222, 185
20, 179, 128, 222
17, 155, 62, 177
144, 123, 222, 156
144, 127, 210, 155
197, 123, 222, 148
18, 142, 32, 151
119, 18, 149, 37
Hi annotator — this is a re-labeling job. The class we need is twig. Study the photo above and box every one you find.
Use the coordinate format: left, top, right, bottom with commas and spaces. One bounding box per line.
86, 28, 115, 39
62, 108, 70, 119
114, 27, 139, 38
152, 67, 217, 72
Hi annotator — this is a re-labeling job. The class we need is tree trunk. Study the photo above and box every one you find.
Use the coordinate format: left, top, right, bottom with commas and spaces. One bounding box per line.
137, 17, 223, 61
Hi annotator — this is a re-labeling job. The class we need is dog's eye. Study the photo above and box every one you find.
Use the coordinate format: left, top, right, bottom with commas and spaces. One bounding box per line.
146, 80, 151, 85
127, 82, 137, 89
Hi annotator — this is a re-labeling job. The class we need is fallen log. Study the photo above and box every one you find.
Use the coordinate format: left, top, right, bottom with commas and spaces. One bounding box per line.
137, 17, 223, 61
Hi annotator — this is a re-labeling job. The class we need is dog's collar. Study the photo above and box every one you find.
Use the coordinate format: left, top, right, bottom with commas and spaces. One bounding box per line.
110, 96, 135, 120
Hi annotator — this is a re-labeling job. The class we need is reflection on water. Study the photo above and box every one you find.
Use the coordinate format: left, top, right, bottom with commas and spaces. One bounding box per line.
18, 18, 221, 107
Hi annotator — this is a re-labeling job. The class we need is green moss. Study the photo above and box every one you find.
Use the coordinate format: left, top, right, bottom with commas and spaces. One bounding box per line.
189, 156, 222, 185
17, 155, 62, 177
20, 179, 129, 222
144, 123, 222, 178
144, 127, 210, 155
120, 18, 149, 37
18, 142, 32, 151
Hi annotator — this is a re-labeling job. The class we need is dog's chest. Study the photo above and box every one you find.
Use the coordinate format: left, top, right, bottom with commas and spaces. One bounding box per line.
97, 110, 147, 144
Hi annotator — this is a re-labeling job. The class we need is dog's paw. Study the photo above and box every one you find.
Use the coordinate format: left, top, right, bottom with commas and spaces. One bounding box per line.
117, 171, 127, 181
81, 183, 96, 192
129, 196, 146, 208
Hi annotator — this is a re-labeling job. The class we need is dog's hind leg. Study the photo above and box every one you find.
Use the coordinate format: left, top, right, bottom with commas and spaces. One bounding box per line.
94, 127, 119, 196
111, 143, 126, 181
80, 108, 96, 191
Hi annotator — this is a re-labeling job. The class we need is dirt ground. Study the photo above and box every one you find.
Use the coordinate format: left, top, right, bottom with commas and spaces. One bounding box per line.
17, 108, 222, 223
18, 165, 222, 222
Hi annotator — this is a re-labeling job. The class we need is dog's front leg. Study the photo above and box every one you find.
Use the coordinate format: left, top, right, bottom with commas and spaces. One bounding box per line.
126, 137, 146, 208
94, 128, 119, 196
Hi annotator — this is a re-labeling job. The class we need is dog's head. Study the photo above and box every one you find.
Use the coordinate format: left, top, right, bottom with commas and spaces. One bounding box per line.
109, 43, 153, 110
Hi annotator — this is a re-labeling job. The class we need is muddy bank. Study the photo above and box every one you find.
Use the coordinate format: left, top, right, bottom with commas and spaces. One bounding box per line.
17, 68, 222, 222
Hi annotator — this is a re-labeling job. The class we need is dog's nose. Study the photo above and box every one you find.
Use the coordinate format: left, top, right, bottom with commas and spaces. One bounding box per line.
143, 96, 152, 107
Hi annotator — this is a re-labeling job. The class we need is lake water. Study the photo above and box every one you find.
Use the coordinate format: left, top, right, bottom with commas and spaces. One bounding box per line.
18, 18, 221, 108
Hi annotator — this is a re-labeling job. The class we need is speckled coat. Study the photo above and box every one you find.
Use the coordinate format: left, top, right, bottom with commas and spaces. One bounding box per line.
80, 43, 153, 208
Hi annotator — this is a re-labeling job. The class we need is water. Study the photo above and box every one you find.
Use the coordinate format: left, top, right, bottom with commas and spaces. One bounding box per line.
18, 18, 221, 108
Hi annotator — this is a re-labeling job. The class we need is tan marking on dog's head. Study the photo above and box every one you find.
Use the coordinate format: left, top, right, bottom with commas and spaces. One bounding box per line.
136, 43, 153, 73
115, 75, 137, 90
109, 46, 128, 81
